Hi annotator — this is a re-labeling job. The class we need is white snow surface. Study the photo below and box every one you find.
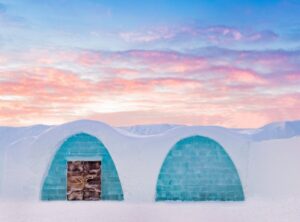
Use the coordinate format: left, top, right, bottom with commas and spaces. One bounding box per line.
1, 199, 299, 222
1, 119, 300, 221
248, 136, 300, 199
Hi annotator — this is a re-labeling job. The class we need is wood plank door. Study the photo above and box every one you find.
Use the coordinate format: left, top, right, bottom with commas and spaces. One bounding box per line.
67, 161, 101, 200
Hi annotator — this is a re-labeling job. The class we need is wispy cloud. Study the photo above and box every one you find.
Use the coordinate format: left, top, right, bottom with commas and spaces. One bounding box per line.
0, 47, 299, 127
119, 24, 278, 45
0, 1, 299, 128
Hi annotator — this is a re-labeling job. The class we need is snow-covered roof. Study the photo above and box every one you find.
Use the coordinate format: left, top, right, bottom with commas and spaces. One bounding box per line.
1, 119, 300, 201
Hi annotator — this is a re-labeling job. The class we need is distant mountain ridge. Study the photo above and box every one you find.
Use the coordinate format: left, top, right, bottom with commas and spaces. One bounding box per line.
1, 120, 300, 142
119, 124, 182, 135
119, 120, 300, 141
236, 120, 300, 141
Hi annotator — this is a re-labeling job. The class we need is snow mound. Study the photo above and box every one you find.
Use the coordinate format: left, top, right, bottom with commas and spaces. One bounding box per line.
0, 119, 249, 202
1, 119, 300, 203
0, 124, 51, 148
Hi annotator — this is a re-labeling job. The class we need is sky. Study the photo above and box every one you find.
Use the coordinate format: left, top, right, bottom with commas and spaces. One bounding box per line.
0, 0, 300, 128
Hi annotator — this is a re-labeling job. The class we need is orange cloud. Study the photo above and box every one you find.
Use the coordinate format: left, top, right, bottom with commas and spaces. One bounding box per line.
0, 47, 300, 127
0, 67, 204, 125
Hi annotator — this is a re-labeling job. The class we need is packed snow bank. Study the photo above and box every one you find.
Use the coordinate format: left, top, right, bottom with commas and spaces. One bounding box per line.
0, 199, 299, 222
248, 136, 300, 199
0, 125, 51, 194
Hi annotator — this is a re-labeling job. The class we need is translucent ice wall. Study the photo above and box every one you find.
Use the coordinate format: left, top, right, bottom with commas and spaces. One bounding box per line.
41, 133, 123, 200
156, 135, 244, 201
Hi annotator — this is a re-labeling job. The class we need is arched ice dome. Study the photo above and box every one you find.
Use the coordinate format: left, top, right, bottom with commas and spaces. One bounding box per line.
2, 119, 299, 202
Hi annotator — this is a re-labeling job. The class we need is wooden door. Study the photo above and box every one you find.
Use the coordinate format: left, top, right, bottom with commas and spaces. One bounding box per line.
67, 161, 101, 200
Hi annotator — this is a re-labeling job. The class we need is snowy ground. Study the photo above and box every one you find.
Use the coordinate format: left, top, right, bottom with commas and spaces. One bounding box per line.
1, 120, 300, 221
1, 199, 299, 222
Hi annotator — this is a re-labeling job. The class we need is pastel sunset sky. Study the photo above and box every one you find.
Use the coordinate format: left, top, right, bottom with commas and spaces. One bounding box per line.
0, 0, 300, 127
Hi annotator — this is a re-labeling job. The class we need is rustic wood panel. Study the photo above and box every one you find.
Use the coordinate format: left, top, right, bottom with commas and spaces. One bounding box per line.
67, 161, 101, 201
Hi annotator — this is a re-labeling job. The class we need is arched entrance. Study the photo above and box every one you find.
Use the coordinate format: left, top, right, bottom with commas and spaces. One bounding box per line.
41, 133, 123, 201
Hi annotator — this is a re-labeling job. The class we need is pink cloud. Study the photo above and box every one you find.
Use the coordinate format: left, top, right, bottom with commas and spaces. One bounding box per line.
124, 50, 207, 73
102, 68, 140, 76
0, 47, 299, 127
281, 72, 300, 82
218, 67, 268, 85
0, 67, 204, 125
